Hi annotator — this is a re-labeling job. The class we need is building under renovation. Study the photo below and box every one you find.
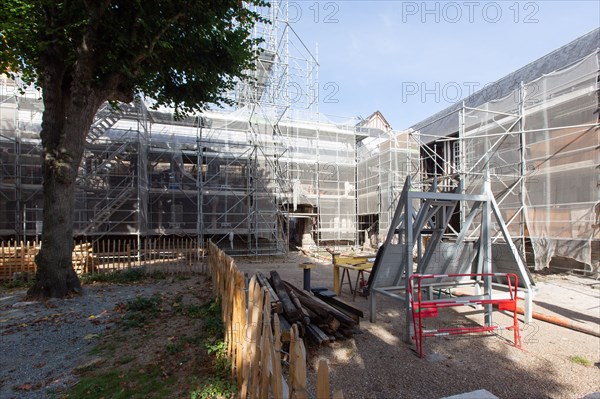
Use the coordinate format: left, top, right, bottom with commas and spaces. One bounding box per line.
0, 2, 597, 274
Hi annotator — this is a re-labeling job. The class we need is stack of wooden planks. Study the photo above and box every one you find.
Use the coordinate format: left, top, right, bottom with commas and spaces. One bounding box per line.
256, 270, 360, 344
0, 241, 37, 281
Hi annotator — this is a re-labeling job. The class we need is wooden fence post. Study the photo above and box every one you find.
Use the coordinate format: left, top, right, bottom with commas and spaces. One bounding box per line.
317, 359, 330, 399
205, 239, 342, 399
289, 324, 308, 399
259, 292, 271, 399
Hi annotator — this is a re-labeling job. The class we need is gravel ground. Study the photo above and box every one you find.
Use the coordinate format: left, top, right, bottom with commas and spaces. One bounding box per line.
0, 278, 193, 399
235, 254, 600, 399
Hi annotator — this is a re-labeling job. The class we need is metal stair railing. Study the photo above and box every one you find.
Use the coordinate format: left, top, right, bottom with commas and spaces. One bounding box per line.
87, 103, 133, 144
77, 140, 133, 187
80, 173, 135, 235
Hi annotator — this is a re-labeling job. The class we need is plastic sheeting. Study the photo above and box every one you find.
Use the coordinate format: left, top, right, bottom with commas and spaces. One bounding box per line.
462, 52, 599, 270
356, 132, 420, 243
523, 53, 599, 270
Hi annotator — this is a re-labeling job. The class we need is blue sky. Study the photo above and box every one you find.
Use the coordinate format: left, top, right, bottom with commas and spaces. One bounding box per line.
288, 1, 600, 129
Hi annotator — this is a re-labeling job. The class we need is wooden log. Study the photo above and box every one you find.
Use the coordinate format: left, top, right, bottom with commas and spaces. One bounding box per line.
278, 315, 292, 343
270, 271, 301, 323
315, 292, 364, 320
256, 272, 283, 314
288, 290, 311, 326
306, 323, 330, 345
284, 281, 355, 327
327, 317, 341, 332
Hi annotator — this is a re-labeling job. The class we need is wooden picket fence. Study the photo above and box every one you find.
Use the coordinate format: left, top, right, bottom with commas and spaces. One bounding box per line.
208, 240, 343, 399
0, 237, 204, 281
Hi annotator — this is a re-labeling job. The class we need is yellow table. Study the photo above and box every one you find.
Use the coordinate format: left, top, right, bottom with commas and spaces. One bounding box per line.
328, 252, 373, 297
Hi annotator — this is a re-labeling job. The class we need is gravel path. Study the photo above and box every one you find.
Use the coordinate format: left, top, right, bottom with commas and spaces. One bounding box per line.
0, 279, 186, 399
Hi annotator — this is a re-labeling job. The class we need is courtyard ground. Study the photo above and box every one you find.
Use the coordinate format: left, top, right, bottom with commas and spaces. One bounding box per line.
0, 253, 598, 399
235, 254, 600, 399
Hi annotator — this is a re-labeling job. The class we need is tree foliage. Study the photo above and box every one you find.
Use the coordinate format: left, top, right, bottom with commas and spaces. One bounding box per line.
0, 0, 268, 298
1, 0, 267, 114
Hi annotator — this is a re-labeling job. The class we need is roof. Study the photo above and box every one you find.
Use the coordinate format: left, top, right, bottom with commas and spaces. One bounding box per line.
410, 28, 600, 143
357, 110, 393, 131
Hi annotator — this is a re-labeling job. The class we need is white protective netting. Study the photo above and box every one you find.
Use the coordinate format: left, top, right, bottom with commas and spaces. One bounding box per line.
462, 52, 599, 271
523, 53, 599, 270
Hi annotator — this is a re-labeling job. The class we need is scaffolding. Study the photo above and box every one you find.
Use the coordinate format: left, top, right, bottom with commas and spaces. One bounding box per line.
0, 1, 369, 255
0, 16, 597, 272
415, 49, 599, 273
356, 129, 420, 247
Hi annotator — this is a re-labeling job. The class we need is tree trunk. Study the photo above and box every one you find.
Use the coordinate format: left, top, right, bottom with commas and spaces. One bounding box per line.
28, 60, 103, 299
29, 166, 81, 298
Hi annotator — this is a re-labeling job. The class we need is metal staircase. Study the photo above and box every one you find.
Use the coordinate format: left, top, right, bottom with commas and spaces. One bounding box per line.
77, 102, 139, 237
77, 140, 134, 188
87, 103, 133, 144
80, 175, 135, 235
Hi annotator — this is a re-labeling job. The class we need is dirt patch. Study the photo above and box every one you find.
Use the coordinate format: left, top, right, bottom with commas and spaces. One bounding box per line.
65, 274, 222, 399
0, 274, 229, 399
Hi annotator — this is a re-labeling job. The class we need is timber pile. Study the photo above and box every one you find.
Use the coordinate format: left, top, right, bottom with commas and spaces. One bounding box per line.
256, 271, 358, 344
72, 242, 94, 274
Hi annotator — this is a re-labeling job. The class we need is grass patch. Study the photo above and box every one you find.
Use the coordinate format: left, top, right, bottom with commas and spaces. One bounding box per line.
67, 280, 235, 399
190, 377, 237, 399
67, 365, 175, 399
165, 342, 183, 355
570, 355, 592, 366
182, 333, 205, 346
190, 301, 236, 398
121, 295, 162, 329
89, 338, 118, 357
80, 268, 166, 285
173, 298, 223, 338
198, 300, 224, 337
0, 278, 33, 290
205, 340, 231, 377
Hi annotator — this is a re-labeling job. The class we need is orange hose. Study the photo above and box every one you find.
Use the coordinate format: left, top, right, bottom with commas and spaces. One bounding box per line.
451, 290, 600, 338
514, 306, 600, 338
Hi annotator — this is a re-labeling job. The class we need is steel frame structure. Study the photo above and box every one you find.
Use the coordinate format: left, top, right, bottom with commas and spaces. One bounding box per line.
369, 175, 534, 343
1, 15, 596, 273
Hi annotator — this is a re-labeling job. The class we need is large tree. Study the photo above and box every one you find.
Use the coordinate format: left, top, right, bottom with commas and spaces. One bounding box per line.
0, 0, 266, 298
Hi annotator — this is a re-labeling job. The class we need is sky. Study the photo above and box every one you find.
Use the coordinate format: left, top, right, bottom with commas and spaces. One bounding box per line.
287, 0, 600, 129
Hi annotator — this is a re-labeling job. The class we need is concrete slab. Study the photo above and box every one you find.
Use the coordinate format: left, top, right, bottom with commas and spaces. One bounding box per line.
441, 389, 500, 399
532, 274, 600, 335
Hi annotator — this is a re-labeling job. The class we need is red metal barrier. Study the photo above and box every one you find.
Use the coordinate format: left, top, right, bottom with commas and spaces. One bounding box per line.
409, 273, 521, 358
